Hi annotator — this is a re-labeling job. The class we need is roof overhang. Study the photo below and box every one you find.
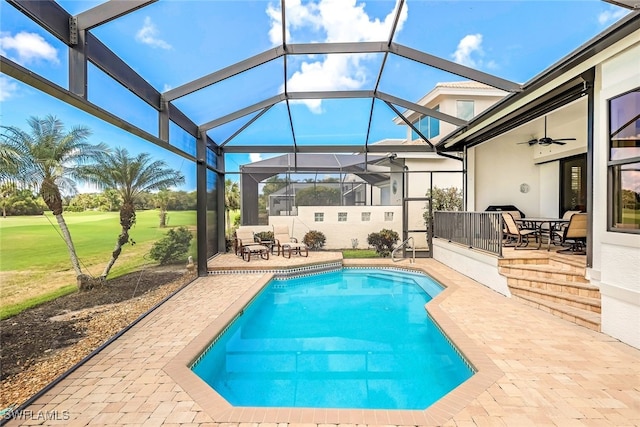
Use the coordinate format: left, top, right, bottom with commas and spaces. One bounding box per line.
438, 10, 640, 152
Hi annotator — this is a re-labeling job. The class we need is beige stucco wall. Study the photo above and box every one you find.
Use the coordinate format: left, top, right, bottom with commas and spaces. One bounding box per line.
270, 205, 403, 250
591, 40, 640, 349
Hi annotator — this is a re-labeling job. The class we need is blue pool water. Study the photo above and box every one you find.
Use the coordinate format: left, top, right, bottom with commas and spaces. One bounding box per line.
191, 268, 473, 410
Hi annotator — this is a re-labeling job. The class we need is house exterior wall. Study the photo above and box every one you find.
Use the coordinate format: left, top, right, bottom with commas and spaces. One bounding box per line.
591, 41, 640, 348
461, 32, 640, 349
471, 138, 543, 216
269, 205, 403, 250
404, 156, 464, 198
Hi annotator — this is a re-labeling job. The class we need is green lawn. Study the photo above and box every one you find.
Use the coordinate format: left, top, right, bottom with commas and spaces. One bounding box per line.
0, 210, 196, 271
0, 210, 197, 318
342, 249, 378, 258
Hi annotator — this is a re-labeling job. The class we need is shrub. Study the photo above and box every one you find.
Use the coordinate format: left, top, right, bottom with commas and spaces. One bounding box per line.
149, 227, 193, 265
254, 231, 274, 242
423, 186, 463, 226
367, 228, 399, 257
303, 230, 326, 250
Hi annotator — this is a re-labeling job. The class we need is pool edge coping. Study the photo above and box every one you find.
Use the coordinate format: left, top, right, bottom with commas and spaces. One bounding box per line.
163, 260, 504, 425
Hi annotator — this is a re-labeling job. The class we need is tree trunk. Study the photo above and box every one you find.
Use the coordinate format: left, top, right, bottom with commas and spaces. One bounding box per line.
54, 213, 83, 278
102, 202, 135, 279
159, 209, 167, 228
42, 181, 84, 283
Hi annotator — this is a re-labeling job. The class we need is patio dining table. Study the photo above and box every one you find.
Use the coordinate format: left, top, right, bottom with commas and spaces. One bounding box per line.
516, 217, 570, 251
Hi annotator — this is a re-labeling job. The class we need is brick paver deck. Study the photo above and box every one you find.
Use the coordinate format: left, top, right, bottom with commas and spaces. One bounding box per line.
7, 254, 639, 426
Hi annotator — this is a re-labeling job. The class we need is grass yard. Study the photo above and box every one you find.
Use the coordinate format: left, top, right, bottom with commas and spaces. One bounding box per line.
0, 210, 197, 318
342, 249, 378, 258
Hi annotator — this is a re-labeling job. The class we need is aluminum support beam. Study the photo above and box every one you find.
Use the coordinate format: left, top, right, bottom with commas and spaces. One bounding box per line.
383, 100, 435, 149
163, 47, 285, 101
69, 29, 87, 98
287, 41, 387, 55
222, 144, 429, 154
76, 1, 157, 30
195, 134, 208, 276
389, 43, 522, 93
216, 154, 226, 253
199, 95, 285, 131
220, 106, 272, 147
168, 103, 200, 138
287, 90, 374, 100
1, 55, 196, 163
376, 91, 467, 126
7, 0, 70, 44
86, 32, 160, 109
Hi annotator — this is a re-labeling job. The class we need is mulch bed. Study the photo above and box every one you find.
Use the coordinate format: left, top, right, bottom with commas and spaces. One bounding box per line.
0, 266, 197, 410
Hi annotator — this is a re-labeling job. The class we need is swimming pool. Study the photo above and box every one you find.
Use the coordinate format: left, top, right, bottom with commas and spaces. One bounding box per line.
191, 267, 474, 410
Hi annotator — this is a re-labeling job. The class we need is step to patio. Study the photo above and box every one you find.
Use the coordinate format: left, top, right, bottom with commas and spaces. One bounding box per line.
508, 283, 600, 313
498, 255, 601, 331
512, 293, 601, 331
500, 272, 600, 299
499, 264, 590, 284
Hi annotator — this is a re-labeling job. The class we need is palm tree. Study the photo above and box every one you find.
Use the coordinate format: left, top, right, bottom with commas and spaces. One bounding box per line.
155, 188, 172, 227
76, 147, 184, 279
225, 179, 240, 236
0, 116, 106, 286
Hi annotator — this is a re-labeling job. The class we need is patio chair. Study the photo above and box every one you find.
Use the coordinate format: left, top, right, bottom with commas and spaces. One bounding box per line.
273, 224, 308, 258
502, 212, 539, 250
234, 227, 259, 256
234, 227, 271, 261
551, 210, 581, 245
556, 213, 587, 255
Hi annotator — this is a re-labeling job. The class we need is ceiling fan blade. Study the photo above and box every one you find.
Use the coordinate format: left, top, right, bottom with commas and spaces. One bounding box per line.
517, 139, 538, 145
552, 138, 576, 141
551, 140, 567, 145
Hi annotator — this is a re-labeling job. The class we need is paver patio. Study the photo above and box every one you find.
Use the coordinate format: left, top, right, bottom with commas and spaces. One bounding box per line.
5, 254, 639, 426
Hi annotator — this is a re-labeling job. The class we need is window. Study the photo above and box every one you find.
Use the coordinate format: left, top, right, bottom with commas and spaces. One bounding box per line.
338, 212, 347, 222
314, 212, 324, 222
411, 105, 440, 141
361, 212, 371, 221
456, 100, 474, 121
608, 88, 640, 232
384, 212, 394, 221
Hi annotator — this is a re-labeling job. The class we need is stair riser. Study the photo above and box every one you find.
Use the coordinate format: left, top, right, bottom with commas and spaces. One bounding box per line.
510, 288, 601, 314
499, 259, 586, 274
512, 296, 600, 332
507, 278, 600, 299
499, 267, 589, 283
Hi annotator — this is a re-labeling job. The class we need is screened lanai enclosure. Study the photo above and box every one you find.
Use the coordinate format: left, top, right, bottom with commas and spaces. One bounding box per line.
2, 0, 634, 274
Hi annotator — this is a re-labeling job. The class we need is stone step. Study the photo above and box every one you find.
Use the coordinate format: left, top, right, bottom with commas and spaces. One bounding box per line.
501, 272, 600, 299
499, 264, 589, 283
512, 294, 600, 332
509, 284, 600, 314
549, 254, 587, 269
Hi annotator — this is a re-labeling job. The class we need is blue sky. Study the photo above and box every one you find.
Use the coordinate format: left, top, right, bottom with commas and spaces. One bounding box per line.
0, 0, 630, 191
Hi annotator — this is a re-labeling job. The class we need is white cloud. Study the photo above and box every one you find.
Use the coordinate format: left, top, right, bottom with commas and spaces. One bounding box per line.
0, 76, 19, 101
163, 83, 173, 92
249, 153, 263, 163
598, 7, 628, 26
0, 31, 59, 65
452, 34, 483, 68
266, 0, 408, 113
136, 17, 172, 50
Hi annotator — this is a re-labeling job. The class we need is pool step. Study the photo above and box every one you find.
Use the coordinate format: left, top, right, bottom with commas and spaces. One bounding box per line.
498, 256, 600, 332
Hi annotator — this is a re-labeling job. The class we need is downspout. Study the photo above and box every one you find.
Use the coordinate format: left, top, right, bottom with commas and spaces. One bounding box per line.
584, 69, 595, 268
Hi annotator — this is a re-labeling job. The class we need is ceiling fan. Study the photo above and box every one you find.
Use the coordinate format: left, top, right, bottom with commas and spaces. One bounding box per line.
518, 116, 576, 146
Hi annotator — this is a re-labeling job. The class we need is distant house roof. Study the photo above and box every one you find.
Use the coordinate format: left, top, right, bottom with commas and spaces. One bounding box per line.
240, 153, 390, 185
